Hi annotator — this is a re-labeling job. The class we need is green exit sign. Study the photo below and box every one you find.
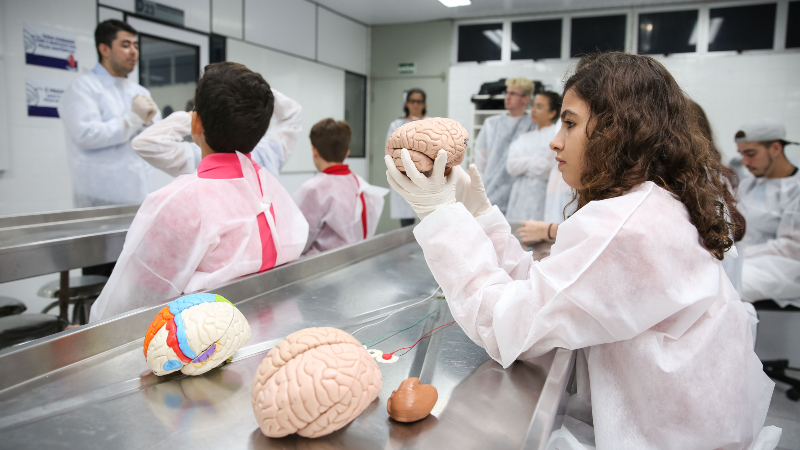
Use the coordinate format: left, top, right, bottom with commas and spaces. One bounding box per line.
398, 62, 416, 74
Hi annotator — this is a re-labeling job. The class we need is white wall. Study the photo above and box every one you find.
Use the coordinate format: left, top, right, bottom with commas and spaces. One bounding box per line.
99, 0, 211, 33
317, 7, 368, 75
0, 0, 98, 215
448, 52, 800, 162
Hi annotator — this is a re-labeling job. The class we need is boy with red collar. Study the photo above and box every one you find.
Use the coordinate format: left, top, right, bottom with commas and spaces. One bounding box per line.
90, 62, 308, 322
294, 119, 388, 255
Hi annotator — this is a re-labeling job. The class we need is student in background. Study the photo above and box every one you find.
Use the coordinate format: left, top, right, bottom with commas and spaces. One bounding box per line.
90, 62, 308, 322
386, 88, 427, 227
295, 119, 389, 256
505, 91, 562, 222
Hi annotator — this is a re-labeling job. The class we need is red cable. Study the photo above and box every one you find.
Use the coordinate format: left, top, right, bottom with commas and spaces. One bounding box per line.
382, 321, 456, 360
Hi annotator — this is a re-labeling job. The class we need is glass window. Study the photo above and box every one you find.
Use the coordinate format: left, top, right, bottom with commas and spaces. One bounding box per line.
511, 19, 562, 60
787, 1, 800, 49
139, 35, 200, 118
571, 15, 626, 57
709, 3, 776, 52
638, 10, 698, 55
458, 23, 503, 62
344, 72, 366, 158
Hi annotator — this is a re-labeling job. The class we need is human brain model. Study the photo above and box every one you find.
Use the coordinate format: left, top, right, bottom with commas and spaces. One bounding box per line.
144, 293, 251, 376
251, 327, 382, 438
385, 117, 468, 173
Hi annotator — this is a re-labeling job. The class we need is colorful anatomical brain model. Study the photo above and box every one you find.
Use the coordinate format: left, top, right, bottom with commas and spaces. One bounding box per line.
251, 327, 382, 438
385, 117, 468, 173
144, 293, 251, 376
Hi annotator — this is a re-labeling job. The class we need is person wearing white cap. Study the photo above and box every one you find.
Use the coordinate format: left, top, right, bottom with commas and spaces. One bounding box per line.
735, 117, 800, 307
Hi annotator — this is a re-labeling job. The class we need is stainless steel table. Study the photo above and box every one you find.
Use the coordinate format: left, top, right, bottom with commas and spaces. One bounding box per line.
0, 205, 139, 319
0, 227, 574, 449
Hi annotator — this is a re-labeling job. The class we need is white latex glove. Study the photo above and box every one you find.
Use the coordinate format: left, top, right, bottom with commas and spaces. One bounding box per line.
131, 94, 158, 125
385, 149, 456, 220
453, 164, 494, 217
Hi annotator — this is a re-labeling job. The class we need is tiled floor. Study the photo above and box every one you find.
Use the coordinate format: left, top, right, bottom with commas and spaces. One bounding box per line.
765, 377, 800, 450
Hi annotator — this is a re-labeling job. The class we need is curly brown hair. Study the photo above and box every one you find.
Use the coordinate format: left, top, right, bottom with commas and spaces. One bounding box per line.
563, 52, 733, 260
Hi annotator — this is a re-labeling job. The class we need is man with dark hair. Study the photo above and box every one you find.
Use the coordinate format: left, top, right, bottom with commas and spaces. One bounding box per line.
293, 118, 388, 256
90, 62, 308, 322
58, 19, 160, 208
735, 117, 800, 307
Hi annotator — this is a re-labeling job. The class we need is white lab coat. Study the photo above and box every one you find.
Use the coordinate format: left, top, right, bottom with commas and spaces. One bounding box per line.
414, 181, 779, 450
738, 171, 800, 307
132, 90, 302, 179
386, 118, 418, 220
58, 63, 162, 207
293, 171, 389, 256
473, 114, 535, 214
89, 152, 308, 322
543, 164, 575, 224
505, 122, 560, 222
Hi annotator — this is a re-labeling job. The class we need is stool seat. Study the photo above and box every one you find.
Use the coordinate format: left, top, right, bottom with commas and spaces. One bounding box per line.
0, 297, 27, 317
0, 314, 63, 349
37, 275, 109, 299
753, 299, 800, 312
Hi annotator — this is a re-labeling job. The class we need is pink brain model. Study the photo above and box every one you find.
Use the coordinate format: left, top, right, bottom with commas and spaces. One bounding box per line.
251, 327, 382, 438
385, 117, 468, 173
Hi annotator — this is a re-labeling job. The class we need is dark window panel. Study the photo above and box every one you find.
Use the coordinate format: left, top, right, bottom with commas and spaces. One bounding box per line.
511, 19, 562, 60
571, 15, 626, 57
638, 10, 698, 55
148, 57, 172, 87
344, 72, 366, 158
174, 54, 198, 84
709, 3, 776, 52
787, 1, 800, 49
458, 23, 503, 62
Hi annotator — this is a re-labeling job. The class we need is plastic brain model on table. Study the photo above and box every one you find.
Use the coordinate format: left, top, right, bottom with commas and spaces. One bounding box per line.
143, 293, 251, 376
385, 117, 468, 174
251, 327, 383, 438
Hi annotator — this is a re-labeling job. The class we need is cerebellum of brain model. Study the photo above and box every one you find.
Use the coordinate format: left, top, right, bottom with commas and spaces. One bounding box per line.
251, 327, 383, 438
143, 293, 251, 376
385, 117, 468, 173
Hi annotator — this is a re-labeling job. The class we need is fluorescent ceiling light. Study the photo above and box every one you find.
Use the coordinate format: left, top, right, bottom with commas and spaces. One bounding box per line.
439, 0, 471, 7
483, 29, 502, 48
708, 18, 724, 44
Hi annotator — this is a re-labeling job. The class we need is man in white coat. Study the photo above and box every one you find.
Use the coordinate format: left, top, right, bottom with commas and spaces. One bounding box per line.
735, 118, 800, 308
58, 20, 160, 208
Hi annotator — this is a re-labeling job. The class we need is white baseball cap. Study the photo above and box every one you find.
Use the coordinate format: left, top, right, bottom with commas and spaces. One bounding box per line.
734, 117, 798, 144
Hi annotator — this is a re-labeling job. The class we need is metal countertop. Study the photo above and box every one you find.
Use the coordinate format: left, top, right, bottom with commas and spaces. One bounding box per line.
0, 227, 573, 449
0, 205, 139, 283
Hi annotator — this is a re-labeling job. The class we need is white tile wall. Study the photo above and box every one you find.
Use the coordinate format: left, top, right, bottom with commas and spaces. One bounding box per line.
100, 0, 211, 33
317, 7, 368, 75
211, 0, 242, 39
98, 6, 124, 22
448, 52, 800, 162
243, 0, 316, 60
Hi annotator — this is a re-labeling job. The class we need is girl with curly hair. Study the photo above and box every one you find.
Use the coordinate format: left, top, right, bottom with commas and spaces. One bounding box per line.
386, 52, 779, 449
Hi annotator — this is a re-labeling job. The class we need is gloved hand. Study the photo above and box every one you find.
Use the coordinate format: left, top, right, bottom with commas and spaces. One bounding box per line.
131, 94, 158, 125
385, 149, 456, 220
453, 164, 493, 217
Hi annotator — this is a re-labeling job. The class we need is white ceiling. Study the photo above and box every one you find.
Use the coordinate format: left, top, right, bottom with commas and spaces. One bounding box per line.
314, 0, 724, 25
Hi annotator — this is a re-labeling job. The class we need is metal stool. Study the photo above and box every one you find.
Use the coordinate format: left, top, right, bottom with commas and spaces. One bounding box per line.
754, 300, 800, 401
38, 275, 108, 325
0, 314, 64, 349
0, 296, 27, 317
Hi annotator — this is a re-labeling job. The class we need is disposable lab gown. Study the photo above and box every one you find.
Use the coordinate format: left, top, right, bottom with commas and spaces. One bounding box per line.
505, 122, 560, 222
58, 63, 162, 207
89, 151, 308, 322
293, 165, 389, 256
132, 90, 301, 178
543, 164, 575, 224
738, 172, 800, 307
473, 114, 535, 214
386, 118, 419, 220
414, 181, 778, 450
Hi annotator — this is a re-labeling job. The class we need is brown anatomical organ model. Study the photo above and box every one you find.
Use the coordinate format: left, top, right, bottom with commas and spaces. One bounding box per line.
385, 118, 468, 175
387, 377, 438, 423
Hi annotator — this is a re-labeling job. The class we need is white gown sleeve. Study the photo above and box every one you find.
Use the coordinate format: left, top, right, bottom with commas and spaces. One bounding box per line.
745, 193, 800, 260
473, 119, 491, 173
506, 132, 556, 179
131, 111, 198, 177
292, 181, 325, 255
414, 185, 715, 368
250, 89, 302, 177
59, 80, 145, 150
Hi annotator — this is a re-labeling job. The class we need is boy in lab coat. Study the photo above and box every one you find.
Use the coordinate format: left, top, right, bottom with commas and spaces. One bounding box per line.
294, 119, 388, 256
90, 62, 308, 322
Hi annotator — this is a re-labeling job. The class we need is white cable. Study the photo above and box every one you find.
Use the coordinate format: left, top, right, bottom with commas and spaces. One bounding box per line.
351, 286, 442, 337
